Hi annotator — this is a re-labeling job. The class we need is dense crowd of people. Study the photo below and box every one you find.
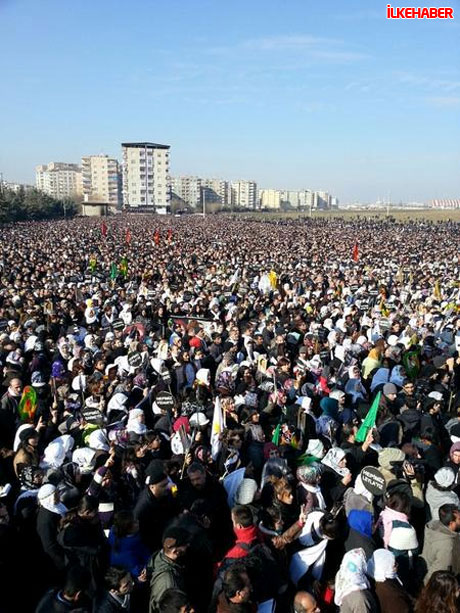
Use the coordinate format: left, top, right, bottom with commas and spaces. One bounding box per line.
1, 213, 460, 612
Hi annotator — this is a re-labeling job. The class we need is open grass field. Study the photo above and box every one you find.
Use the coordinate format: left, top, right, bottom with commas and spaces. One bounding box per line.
236, 208, 460, 222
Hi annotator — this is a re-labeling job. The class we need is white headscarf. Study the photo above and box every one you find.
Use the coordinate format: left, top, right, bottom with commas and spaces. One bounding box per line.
88, 429, 110, 452
40, 441, 66, 470
289, 511, 329, 584
321, 447, 349, 477
126, 409, 147, 435
367, 548, 399, 583
72, 447, 96, 474
334, 548, 369, 606
354, 474, 373, 503
37, 484, 68, 516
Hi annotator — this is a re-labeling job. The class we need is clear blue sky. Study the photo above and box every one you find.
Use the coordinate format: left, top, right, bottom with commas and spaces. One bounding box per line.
0, 0, 459, 202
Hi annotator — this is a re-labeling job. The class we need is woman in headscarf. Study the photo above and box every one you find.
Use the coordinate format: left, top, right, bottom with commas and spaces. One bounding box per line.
13, 425, 40, 479
320, 447, 353, 507
296, 463, 325, 512
261, 442, 290, 486
344, 366, 367, 406
370, 368, 390, 394
390, 365, 407, 389
345, 510, 376, 559
343, 473, 374, 517
126, 408, 147, 437
316, 396, 340, 445
334, 548, 377, 612
367, 548, 413, 613
362, 348, 382, 380
36, 483, 67, 576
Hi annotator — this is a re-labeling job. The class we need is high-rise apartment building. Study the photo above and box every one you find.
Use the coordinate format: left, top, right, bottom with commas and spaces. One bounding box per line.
259, 189, 282, 209
121, 142, 170, 209
315, 190, 331, 210
201, 178, 230, 206
81, 155, 121, 207
35, 162, 82, 199
231, 180, 257, 209
170, 176, 202, 208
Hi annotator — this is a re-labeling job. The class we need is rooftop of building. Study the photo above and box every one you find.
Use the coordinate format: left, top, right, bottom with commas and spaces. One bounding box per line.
121, 142, 170, 150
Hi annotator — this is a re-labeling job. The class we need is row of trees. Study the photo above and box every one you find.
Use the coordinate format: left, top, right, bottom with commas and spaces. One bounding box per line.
0, 186, 78, 223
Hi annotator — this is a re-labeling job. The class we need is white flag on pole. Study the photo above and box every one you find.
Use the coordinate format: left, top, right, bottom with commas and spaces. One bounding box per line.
211, 396, 223, 460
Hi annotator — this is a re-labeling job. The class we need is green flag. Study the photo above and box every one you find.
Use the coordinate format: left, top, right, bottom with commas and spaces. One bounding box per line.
355, 392, 381, 443
271, 423, 281, 446
120, 257, 128, 278
110, 262, 118, 280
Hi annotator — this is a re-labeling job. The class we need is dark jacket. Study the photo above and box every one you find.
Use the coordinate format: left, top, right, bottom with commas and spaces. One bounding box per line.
134, 488, 179, 554
375, 579, 413, 613
36, 507, 66, 572
35, 590, 90, 613
95, 592, 130, 613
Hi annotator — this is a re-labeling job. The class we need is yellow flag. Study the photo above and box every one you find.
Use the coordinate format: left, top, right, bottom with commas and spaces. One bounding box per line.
434, 280, 441, 300
268, 270, 277, 289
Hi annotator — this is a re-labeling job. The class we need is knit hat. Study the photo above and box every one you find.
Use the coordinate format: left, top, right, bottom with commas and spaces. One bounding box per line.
145, 460, 167, 485
383, 383, 397, 396
434, 467, 455, 489
235, 478, 258, 505
378, 447, 404, 470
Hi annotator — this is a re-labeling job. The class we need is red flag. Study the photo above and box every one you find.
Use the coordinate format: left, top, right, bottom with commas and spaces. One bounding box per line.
352, 243, 359, 262
154, 229, 160, 246
125, 228, 132, 245
167, 228, 172, 242
101, 221, 107, 237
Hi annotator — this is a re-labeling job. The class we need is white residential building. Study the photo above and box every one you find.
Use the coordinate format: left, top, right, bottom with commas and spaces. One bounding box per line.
81, 155, 121, 207
170, 176, 202, 208
121, 142, 170, 209
315, 190, 331, 209
202, 178, 230, 206
259, 189, 282, 209
298, 190, 314, 210
231, 180, 257, 209
35, 162, 82, 199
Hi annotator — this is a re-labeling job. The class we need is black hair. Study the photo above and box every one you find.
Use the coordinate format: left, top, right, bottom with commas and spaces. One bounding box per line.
439, 504, 459, 527
78, 494, 98, 515
63, 565, 91, 598
386, 491, 411, 516
232, 505, 254, 528
223, 565, 249, 599
320, 514, 340, 540
112, 510, 136, 551
158, 588, 191, 612
187, 461, 206, 475
162, 526, 189, 548
104, 566, 130, 591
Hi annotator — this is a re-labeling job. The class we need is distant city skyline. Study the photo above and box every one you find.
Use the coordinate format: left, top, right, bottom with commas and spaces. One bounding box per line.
0, 0, 458, 202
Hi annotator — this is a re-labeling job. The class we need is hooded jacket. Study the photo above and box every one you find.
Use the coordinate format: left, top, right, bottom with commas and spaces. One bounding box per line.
425, 482, 460, 522
421, 519, 460, 582
149, 550, 186, 612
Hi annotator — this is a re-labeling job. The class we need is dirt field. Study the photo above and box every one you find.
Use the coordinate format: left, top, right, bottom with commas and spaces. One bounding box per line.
236, 208, 460, 222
